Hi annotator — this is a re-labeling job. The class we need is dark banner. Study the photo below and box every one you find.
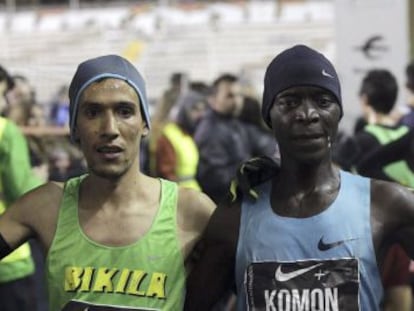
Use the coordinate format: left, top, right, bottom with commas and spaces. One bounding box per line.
245, 259, 359, 310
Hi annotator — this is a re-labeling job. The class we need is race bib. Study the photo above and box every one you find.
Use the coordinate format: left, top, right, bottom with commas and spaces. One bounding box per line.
245, 258, 359, 310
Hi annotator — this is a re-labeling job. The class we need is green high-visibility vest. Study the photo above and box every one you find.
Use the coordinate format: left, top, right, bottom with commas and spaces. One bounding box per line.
162, 123, 201, 191
364, 124, 414, 188
0, 117, 34, 282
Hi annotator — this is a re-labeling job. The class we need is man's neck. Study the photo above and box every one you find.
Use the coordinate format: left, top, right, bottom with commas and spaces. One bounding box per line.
367, 113, 396, 127
272, 162, 340, 217
84, 168, 151, 207
278, 160, 339, 193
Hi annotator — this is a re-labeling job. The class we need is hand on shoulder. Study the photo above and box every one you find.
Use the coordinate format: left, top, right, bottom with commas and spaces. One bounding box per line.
230, 155, 280, 202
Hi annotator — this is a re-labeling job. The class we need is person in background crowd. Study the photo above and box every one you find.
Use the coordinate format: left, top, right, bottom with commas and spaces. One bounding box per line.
334, 69, 409, 173
47, 147, 73, 182
147, 72, 189, 177
5, 75, 35, 126
155, 90, 208, 190
356, 128, 414, 186
189, 81, 210, 96
49, 84, 70, 127
5, 75, 50, 171
0, 55, 214, 310
185, 44, 414, 311
397, 61, 414, 128
153, 72, 188, 125
236, 95, 270, 131
0, 65, 43, 311
194, 73, 277, 205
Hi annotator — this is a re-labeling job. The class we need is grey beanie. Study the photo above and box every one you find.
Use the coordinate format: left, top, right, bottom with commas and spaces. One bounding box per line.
262, 45, 342, 128
68, 54, 150, 141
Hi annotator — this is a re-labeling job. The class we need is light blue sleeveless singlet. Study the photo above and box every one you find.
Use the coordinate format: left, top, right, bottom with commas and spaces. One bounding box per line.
235, 170, 383, 311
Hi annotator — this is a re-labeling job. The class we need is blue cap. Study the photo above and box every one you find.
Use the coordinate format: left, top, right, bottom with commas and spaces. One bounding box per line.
68, 54, 150, 142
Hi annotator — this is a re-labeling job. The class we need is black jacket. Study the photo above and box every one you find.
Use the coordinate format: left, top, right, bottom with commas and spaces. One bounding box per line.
194, 110, 277, 204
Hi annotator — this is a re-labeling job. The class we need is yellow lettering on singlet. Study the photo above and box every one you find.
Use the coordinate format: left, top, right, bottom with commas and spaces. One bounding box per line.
146, 272, 167, 299
126, 270, 147, 296
64, 267, 84, 291
63, 266, 169, 299
79, 267, 94, 292
115, 269, 131, 293
92, 268, 118, 293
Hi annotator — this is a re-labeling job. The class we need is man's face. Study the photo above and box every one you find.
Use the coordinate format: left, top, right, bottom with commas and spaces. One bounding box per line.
269, 86, 341, 164
6, 78, 33, 106
75, 78, 147, 180
211, 81, 243, 115
188, 100, 207, 124
28, 105, 47, 126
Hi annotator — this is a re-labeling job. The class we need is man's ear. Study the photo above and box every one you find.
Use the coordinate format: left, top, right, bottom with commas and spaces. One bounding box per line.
142, 126, 149, 137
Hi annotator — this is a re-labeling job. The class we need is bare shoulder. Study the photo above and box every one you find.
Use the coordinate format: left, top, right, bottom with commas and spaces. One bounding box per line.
175, 188, 215, 259
371, 179, 414, 225
371, 178, 414, 259
11, 181, 64, 248
177, 187, 215, 232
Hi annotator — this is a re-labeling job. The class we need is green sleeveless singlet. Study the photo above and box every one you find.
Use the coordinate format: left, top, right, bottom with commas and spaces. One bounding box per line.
46, 176, 186, 310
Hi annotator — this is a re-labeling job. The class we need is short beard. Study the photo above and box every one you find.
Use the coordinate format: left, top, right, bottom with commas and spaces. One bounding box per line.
89, 165, 129, 182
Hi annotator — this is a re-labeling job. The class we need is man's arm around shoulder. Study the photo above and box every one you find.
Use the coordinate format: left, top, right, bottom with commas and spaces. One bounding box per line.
184, 200, 241, 311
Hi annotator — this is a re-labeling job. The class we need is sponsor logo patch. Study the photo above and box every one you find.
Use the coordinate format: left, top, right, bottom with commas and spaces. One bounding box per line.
245, 258, 359, 310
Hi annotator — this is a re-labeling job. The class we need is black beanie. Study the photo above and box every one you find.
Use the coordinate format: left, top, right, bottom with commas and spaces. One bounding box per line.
262, 45, 342, 128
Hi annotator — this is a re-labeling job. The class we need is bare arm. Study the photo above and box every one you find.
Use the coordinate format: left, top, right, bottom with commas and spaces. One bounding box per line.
184, 202, 241, 311
371, 179, 414, 261
0, 182, 63, 257
177, 188, 216, 261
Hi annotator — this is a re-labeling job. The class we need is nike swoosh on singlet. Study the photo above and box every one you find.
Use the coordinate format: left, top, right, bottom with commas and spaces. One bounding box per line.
318, 237, 357, 251
275, 263, 323, 282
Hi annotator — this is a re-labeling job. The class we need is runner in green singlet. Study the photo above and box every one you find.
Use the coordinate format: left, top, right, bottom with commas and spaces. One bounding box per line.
0, 55, 215, 310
